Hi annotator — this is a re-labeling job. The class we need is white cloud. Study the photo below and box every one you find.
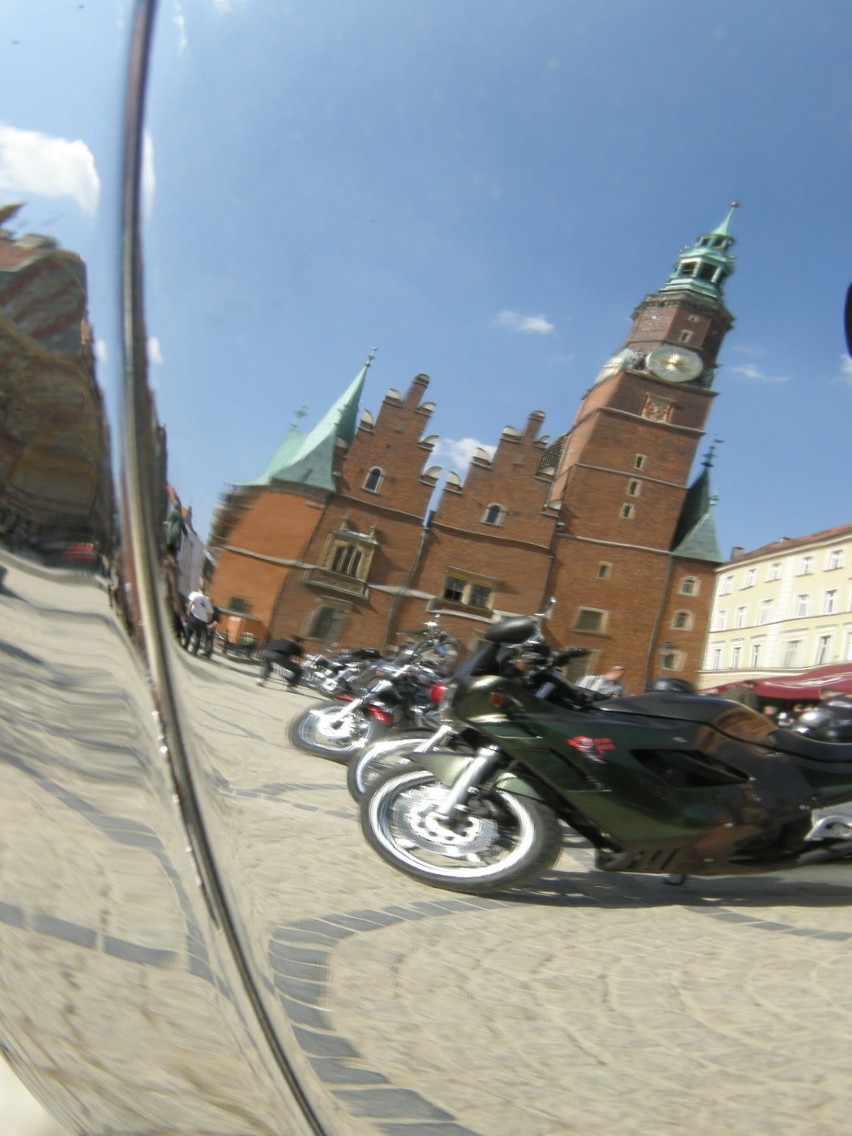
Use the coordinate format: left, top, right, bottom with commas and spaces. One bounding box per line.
838, 355, 852, 386
148, 336, 164, 366
0, 124, 100, 215
433, 437, 495, 472
494, 310, 555, 335
729, 362, 789, 383
173, 6, 188, 53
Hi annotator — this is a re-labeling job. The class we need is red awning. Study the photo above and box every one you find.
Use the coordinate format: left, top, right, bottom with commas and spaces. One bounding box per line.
705, 664, 852, 700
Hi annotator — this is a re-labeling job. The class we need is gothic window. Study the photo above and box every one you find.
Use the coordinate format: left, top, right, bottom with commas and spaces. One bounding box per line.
363, 467, 384, 492
331, 544, 362, 577
672, 610, 692, 630
309, 605, 346, 642
597, 562, 612, 580
620, 503, 635, 519
627, 479, 641, 497
634, 454, 647, 470
574, 607, 607, 633
660, 647, 684, 672
483, 503, 505, 526
678, 330, 694, 343
680, 577, 699, 596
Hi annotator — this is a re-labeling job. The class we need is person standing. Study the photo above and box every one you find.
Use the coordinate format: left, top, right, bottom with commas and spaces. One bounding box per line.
257, 636, 305, 689
725, 679, 760, 710
578, 665, 626, 698
184, 580, 215, 655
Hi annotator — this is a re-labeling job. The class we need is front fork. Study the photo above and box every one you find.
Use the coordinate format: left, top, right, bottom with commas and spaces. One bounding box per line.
435, 744, 501, 821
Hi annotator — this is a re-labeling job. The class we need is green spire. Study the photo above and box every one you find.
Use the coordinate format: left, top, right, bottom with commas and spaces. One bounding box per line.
659, 203, 739, 301
244, 350, 376, 493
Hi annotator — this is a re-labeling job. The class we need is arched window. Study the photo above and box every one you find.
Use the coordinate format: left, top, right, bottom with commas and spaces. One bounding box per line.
483, 503, 505, 526
331, 544, 362, 577
363, 467, 383, 492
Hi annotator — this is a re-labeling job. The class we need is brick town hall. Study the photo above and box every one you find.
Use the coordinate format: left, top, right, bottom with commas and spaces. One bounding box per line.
209, 207, 740, 689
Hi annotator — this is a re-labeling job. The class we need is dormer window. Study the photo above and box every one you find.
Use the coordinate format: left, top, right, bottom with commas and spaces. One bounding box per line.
483, 503, 505, 526
363, 467, 383, 493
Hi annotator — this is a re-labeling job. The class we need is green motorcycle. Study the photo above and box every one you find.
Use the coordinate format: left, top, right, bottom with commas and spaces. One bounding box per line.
360, 615, 852, 894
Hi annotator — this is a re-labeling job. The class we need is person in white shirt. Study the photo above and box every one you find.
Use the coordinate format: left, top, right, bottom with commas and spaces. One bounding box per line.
578, 665, 626, 698
184, 580, 215, 655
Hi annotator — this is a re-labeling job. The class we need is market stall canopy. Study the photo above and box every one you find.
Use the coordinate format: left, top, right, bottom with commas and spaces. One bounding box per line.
704, 664, 852, 699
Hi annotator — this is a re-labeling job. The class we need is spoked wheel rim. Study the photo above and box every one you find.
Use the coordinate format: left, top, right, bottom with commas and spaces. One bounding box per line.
300, 707, 376, 750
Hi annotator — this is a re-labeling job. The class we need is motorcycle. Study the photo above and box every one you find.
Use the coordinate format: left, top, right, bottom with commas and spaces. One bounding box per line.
288, 652, 448, 761
299, 646, 384, 697
359, 613, 852, 895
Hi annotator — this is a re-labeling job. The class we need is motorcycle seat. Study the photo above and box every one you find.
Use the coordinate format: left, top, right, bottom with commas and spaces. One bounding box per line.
770, 728, 852, 764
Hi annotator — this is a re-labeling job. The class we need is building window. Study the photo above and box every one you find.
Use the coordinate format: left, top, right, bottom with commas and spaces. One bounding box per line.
634, 454, 646, 470
309, 605, 346, 643
620, 503, 635, 519
794, 594, 810, 618
627, 479, 641, 497
660, 646, 684, 671
844, 632, 852, 661
782, 640, 800, 668
798, 555, 815, 576
441, 573, 494, 611
767, 562, 781, 581
710, 646, 723, 669
757, 600, 773, 626
680, 577, 699, 596
827, 548, 844, 570
719, 575, 733, 596
715, 609, 728, 631
824, 589, 839, 615
228, 596, 252, 614
363, 467, 384, 492
574, 607, 607, 633
483, 503, 505, 526
672, 610, 692, 630
678, 330, 694, 343
731, 645, 742, 668
750, 643, 762, 668
742, 569, 756, 588
331, 544, 362, 577
597, 562, 612, 580
735, 606, 746, 629
815, 635, 831, 665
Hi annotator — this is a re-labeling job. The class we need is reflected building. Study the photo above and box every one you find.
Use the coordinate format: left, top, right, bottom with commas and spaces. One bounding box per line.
209, 210, 738, 687
0, 203, 113, 562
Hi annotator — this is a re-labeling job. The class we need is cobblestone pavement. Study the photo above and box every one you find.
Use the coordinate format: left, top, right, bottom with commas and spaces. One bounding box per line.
2, 557, 852, 1135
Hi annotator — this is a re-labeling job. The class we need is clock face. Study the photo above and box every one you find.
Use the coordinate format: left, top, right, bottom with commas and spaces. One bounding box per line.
646, 344, 703, 382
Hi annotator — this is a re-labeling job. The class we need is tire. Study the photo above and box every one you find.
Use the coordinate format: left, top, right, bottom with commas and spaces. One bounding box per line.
346, 731, 436, 802
288, 702, 388, 762
360, 767, 563, 894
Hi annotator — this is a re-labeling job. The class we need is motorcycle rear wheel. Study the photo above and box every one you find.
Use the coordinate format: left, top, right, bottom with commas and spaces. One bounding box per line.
361, 767, 562, 894
288, 703, 388, 762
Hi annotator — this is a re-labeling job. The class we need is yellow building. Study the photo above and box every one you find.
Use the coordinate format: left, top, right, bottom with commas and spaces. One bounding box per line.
699, 524, 852, 688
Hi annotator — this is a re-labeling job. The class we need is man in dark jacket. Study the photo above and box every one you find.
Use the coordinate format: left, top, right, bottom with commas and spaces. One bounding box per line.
257, 636, 305, 689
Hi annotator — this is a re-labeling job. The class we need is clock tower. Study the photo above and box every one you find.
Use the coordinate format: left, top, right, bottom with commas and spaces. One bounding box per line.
544, 206, 739, 683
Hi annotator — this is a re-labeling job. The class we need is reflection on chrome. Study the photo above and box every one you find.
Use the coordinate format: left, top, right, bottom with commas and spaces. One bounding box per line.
2, 3, 852, 1136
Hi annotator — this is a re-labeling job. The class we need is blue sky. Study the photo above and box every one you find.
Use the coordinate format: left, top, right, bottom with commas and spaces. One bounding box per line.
2, 0, 851, 560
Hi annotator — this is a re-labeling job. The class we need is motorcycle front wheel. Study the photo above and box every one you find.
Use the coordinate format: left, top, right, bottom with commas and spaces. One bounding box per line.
346, 731, 437, 802
288, 703, 388, 762
360, 767, 562, 894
